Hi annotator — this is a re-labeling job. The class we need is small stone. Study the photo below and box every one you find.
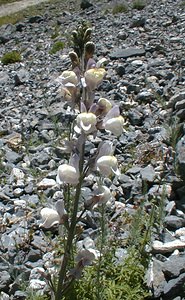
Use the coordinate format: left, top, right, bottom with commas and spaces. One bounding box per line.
80, 0, 93, 9
37, 178, 56, 190
165, 215, 185, 230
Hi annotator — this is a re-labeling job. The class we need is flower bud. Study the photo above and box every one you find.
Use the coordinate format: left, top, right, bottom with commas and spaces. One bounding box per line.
97, 98, 112, 115
85, 42, 95, 58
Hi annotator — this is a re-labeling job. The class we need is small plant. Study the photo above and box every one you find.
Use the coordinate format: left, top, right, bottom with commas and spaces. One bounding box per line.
1, 50, 21, 65
49, 41, 65, 54
132, 0, 146, 10
112, 2, 128, 14
51, 25, 60, 39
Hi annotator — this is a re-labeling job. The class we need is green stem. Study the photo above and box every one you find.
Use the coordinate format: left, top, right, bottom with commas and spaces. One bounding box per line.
96, 203, 106, 300
55, 140, 85, 300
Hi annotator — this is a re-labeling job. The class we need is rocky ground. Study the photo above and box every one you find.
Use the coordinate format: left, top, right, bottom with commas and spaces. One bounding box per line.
0, 0, 185, 299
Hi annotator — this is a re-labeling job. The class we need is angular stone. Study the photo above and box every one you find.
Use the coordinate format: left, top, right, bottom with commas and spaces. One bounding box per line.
165, 215, 185, 230
110, 47, 145, 59
152, 240, 185, 253
167, 90, 185, 109
162, 254, 185, 278
80, 0, 93, 9
140, 165, 156, 182
164, 273, 185, 298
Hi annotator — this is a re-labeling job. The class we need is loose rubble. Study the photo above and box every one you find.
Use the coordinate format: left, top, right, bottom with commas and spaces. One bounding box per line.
0, 0, 185, 299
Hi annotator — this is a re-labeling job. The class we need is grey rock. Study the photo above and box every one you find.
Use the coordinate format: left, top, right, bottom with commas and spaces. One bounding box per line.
5, 150, 23, 164
140, 165, 156, 182
128, 108, 143, 126
115, 65, 125, 76
164, 272, 185, 298
13, 291, 27, 299
0, 271, 11, 292
165, 215, 185, 230
146, 258, 167, 298
130, 16, 146, 28
14, 69, 30, 86
109, 47, 145, 59
167, 91, 185, 109
162, 254, 185, 278
80, 0, 93, 9
28, 15, 43, 23
137, 90, 154, 103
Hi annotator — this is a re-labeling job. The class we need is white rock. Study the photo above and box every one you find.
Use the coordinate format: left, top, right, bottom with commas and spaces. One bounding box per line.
152, 240, 185, 253
37, 178, 56, 189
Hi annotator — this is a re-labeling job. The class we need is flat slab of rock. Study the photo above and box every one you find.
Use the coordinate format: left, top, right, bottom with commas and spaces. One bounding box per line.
109, 47, 145, 59
152, 240, 185, 253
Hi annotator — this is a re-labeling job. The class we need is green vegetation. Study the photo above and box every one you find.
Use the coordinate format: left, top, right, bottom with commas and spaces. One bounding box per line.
180, 1, 185, 6
0, 0, 17, 4
49, 40, 65, 54
62, 200, 154, 300
1, 50, 21, 65
132, 0, 146, 10
112, 2, 128, 14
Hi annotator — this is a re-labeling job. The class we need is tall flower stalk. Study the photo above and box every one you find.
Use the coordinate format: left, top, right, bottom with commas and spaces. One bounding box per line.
40, 22, 125, 300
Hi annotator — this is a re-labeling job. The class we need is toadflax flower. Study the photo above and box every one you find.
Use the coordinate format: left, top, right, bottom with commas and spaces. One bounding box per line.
96, 155, 120, 177
85, 185, 113, 209
40, 207, 60, 229
40, 200, 66, 229
103, 105, 124, 136
58, 70, 78, 86
70, 248, 99, 279
56, 70, 79, 104
75, 112, 97, 134
56, 154, 79, 185
84, 68, 106, 91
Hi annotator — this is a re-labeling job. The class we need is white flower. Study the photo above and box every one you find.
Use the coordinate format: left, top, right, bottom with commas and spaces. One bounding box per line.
70, 248, 99, 279
58, 70, 78, 86
104, 115, 124, 136
97, 155, 120, 177
84, 68, 106, 90
76, 112, 97, 134
56, 164, 79, 185
56, 70, 79, 103
40, 200, 66, 229
96, 185, 112, 204
40, 207, 60, 229
75, 249, 96, 266
85, 185, 113, 209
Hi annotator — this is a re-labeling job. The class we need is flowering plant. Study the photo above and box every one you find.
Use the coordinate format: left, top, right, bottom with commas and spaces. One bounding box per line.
40, 22, 125, 300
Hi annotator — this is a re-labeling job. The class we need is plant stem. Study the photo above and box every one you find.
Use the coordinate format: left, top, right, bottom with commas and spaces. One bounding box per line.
96, 203, 106, 300
55, 139, 85, 300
